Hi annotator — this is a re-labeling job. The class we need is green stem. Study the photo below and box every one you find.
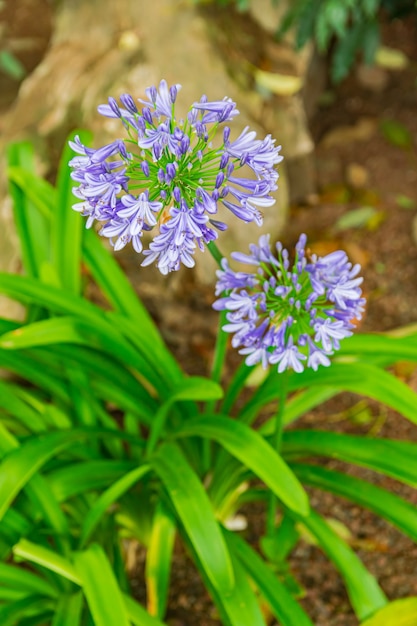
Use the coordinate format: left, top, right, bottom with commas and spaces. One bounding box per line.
221, 359, 252, 414
202, 241, 227, 472
266, 369, 289, 537
206, 241, 227, 389
206, 240, 224, 266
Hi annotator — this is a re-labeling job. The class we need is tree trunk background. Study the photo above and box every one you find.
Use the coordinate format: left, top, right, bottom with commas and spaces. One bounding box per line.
0, 0, 319, 315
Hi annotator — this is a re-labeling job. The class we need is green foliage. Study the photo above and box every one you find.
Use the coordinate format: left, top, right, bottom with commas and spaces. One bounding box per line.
197, 0, 416, 82
273, 0, 382, 82
0, 50, 26, 80
1, 137, 417, 625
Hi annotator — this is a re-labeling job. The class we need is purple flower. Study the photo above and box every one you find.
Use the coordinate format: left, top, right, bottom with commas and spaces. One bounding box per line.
100, 191, 162, 253
213, 235, 365, 373
69, 80, 283, 273
139, 79, 181, 119
190, 97, 239, 124
141, 202, 214, 274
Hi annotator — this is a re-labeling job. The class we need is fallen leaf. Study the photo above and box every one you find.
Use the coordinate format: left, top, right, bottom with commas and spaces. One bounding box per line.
380, 119, 413, 150
320, 117, 377, 148
395, 194, 416, 210
254, 68, 303, 96
0, 49, 26, 80
375, 45, 409, 70
334, 206, 378, 231
367, 209, 386, 231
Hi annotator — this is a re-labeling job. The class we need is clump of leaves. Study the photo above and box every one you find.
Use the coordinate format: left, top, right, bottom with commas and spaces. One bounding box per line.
196, 0, 416, 82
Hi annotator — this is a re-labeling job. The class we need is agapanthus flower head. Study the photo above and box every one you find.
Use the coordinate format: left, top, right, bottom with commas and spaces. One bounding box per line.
213, 234, 365, 373
69, 79, 283, 274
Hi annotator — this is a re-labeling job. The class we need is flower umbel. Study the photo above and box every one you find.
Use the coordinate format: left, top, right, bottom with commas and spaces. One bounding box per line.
69, 79, 283, 274
213, 234, 365, 373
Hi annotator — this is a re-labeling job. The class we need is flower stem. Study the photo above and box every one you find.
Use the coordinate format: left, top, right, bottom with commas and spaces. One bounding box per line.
266, 369, 289, 537
202, 241, 227, 473
207, 240, 224, 266
206, 240, 227, 386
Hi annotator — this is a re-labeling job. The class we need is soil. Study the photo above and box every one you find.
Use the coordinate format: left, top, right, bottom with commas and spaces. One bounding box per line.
2, 2, 417, 625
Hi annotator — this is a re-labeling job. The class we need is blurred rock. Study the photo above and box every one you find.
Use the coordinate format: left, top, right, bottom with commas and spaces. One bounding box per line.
356, 63, 389, 92
248, 0, 286, 35
345, 163, 370, 190
320, 117, 378, 149
0, 0, 323, 300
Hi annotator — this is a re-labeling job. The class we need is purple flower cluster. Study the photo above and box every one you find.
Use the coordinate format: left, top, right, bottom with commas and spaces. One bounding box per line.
69, 80, 283, 274
213, 234, 365, 373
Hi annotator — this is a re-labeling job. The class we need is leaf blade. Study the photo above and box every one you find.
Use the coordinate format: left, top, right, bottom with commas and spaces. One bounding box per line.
74, 544, 130, 626
151, 442, 235, 593
174, 415, 309, 516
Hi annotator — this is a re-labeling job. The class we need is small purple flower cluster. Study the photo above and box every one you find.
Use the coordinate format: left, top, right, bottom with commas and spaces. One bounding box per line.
213, 234, 365, 372
69, 80, 283, 274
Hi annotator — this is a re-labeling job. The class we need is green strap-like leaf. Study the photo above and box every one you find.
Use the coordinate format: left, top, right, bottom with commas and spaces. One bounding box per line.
52, 343, 158, 424
0, 347, 71, 402
174, 415, 309, 516
0, 562, 57, 598
181, 527, 267, 626
0, 315, 161, 395
0, 272, 108, 326
74, 544, 131, 626
53, 131, 92, 295
151, 442, 235, 594
215, 549, 267, 626
283, 430, 417, 486
146, 503, 176, 619
291, 463, 417, 542
146, 377, 223, 455
123, 594, 168, 626
79, 464, 151, 547
0, 379, 47, 433
242, 361, 417, 426
7, 143, 49, 279
0, 427, 145, 525
51, 592, 83, 626
0, 430, 94, 522
107, 312, 184, 389
14, 539, 80, 584
339, 332, 417, 364
360, 597, 417, 626
224, 529, 314, 626
47, 460, 136, 502
294, 509, 387, 621
83, 229, 165, 339
0, 594, 52, 626
0, 422, 71, 554
0, 509, 32, 558
7, 165, 56, 219
260, 387, 338, 432
13, 540, 167, 626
